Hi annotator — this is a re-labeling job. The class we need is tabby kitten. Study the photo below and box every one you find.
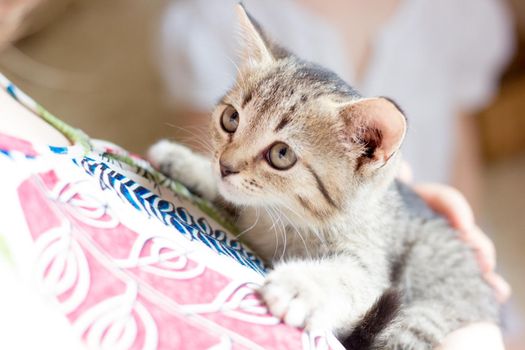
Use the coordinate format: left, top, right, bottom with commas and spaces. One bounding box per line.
148, 5, 499, 349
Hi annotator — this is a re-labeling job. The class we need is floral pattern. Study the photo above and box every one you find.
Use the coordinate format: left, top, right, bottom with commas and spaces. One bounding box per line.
0, 73, 344, 349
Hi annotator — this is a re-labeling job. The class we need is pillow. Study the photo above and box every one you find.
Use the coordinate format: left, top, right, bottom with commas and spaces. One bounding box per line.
0, 75, 343, 349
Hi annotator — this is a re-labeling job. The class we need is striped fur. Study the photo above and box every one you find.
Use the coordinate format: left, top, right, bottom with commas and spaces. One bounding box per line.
148, 5, 500, 349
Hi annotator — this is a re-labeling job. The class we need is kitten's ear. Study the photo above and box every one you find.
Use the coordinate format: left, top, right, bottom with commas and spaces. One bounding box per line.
236, 3, 290, 66
341, 97, 407, 170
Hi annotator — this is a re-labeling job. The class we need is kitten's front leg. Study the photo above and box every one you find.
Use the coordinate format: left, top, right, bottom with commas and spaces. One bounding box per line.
147, 140, 218, 201
260, 257, 387, 336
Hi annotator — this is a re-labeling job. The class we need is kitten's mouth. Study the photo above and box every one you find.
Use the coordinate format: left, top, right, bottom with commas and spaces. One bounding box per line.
218, 177, 234, 189
218, 176, 240, 195
217, 175, 258, 205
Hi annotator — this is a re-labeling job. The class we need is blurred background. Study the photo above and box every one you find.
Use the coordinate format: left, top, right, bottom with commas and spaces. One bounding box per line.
0, 0, 524, 347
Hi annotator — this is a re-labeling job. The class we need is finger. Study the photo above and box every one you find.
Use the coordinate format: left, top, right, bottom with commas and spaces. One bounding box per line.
448, 223, 506, 302
467, 226, 496, 273
437, 322, 504, 350
414, 184, 501, 282
413, 183, 475, 232
484, 272, 512, 304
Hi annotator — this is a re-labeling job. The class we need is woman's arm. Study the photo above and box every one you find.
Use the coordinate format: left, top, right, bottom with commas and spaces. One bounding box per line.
0, 88, 69, 146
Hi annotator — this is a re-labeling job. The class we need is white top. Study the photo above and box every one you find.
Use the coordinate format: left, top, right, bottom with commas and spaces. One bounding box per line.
157, 0, 514, 183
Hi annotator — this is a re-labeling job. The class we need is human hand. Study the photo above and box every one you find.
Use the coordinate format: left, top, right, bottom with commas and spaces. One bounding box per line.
411, 182, 511, 303
398, 162, 511, 303
398, 162, 509, 350
436, 322, 505, 350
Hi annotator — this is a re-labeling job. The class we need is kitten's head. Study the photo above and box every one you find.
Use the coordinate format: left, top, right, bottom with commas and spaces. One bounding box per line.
210, 5, 406, 226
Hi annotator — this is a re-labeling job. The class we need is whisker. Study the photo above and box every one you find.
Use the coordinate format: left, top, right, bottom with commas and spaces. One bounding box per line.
167, 133, 214, 154
277, 209, 288, 262
163, 124, 210, 142
313, 229, 326, 247
279, 209, 312, 260
269, 206, 288, 262
291, 206, 326, 247
178, 124, 209, 131
264, 207, 280, 262
235, 208, 260, 241
225, 54, 248, 91
277, 200, 327, 256
164, 124, 214, 153
176, 136, 214, 154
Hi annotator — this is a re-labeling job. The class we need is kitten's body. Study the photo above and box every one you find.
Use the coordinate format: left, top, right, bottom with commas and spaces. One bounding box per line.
149, 6, 498, 349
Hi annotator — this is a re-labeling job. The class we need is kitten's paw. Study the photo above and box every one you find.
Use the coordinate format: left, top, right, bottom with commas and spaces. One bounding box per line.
259, 265, 330, 330
147, 140, 217, 199
147, 139, 192, 179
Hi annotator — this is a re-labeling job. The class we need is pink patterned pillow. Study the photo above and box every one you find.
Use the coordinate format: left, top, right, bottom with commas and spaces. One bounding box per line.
0, 77, 343, 350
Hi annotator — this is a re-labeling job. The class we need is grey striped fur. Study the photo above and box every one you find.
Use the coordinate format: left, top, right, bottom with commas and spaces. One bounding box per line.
148, 5, 499, 349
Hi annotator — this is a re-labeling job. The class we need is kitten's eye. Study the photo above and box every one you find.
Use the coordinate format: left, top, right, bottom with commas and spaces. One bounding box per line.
267, 142, 297, 170
220, 105, 239, 133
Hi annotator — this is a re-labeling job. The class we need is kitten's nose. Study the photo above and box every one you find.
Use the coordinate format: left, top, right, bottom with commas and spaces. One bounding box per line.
220, 160, 239, 178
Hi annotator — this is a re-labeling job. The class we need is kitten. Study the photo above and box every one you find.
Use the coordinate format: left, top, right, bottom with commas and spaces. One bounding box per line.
148, 5, 499, 349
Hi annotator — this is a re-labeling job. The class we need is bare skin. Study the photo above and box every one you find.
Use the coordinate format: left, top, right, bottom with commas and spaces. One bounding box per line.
0, 86, 69, 146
